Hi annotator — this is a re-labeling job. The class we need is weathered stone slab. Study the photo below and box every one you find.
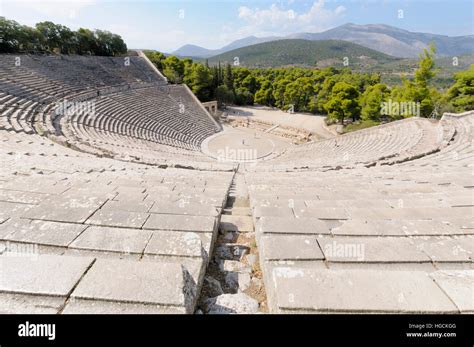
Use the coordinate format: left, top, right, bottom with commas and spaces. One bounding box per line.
253, 206, 294, 218
22, 195, 107, 223
318, 236, 431, 263
306, 199, 391, 209
0, 254, 93, 296
445, 196, 474, 207
86, 209, 149, 228
0, 201, 34, 220
0, 218, 86, 247
220, 215, 253, 233
143, 214, 216, 232
430, 270, 474, 312
272, 268, 457, 313
101, 199, 152, 213
261, 235, 324, 261
0, 189, 49, 205
0, 179, 70, 195
144, 231, 203, 258
347, 207, 474, 221
256, 216, 330, 235
331, 219, 464, 236
293, 207, 349, 220
70, 226, 151, 254
384, 198, 448, 209
413, 236, 473, 262
71, 259, 197, 312
62, 298, 186, 314
150, 200, 219, 217
0, 293, 65, 314
446, 218, 474, 230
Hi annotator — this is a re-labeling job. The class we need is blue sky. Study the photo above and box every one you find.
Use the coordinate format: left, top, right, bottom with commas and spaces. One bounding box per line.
1, 0, 473, 52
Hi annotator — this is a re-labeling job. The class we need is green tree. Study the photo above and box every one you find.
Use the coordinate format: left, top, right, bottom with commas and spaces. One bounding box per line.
446, 65, 474, 112
254, 79, 274, 106
283, 77, 314, 112
184, 63, 213, 101
145, 51, 166, 70
162, 55, 185, 83
223, 63, 234, 91
324, 81, 360, 124
360, 83, 390, 121
397, 43, 439, 117
216, 85, 234, 107
75, 28, 96, 55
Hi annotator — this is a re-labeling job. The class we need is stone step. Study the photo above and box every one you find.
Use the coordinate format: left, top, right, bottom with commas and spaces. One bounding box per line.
227, 196, 250, 208
222, 207, 251, 216
0, 245, 208, 314
219, 214, 254, 233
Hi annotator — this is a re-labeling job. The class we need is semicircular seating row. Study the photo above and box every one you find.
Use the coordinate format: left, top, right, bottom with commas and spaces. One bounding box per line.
245, 111, 474, 313
0, 54, 229, 169
250, 116, 453, 171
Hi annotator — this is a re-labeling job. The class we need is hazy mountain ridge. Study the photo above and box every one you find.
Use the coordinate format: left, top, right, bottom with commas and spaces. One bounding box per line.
172, 23, 474, 59
204, 39, 397, 68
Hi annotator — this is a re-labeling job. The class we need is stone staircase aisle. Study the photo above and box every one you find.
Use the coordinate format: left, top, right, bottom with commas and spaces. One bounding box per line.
196, 172, 268, 314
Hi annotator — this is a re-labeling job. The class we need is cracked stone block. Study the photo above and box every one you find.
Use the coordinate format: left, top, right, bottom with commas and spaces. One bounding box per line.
22, 195, 108, 223
413, 236, 473, 262
70, 226, 151, 254
86, 209, 149, 228
261, 235, 324, 261
0, 254, 93, 296
0, 218, 87, 247
71, 258, 197, 313
430, 270, 474, 312
256, 216, 330, 235
143, 214, 216, 232
144, 230, 203, 258
272, 268, 458, 313
318, 236, 431, 263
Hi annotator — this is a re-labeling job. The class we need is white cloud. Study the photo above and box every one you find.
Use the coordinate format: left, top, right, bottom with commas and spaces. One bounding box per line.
230, 0, 346, 40
7, 0, 97, 19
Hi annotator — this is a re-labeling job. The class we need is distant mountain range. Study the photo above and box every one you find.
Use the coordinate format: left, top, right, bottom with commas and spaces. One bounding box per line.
172, 23, 474, 59
172, 36, 279, 58
204, 39, 397, 69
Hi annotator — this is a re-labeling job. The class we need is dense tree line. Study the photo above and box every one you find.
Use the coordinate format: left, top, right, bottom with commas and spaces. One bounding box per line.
0, 17, 127, 56
146, 46, 473, 126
